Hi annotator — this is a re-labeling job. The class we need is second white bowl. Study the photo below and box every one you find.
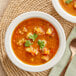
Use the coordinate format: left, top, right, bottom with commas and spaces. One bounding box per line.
52, 0, 76, 23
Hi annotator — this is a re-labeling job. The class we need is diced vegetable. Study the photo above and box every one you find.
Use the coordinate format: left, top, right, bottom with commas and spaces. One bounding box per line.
27, 33, 33, 38
23, 27, 28, 32
38, 40, 46, 49
34, 27, 44, 35
42, 48, 50, 55
25, 40, 33, 47
31, 58, 34, 62
65, 0, 72, 4
17, 38, 26, 46
29, 33, 38, 41
26, 46, 33, 52
74, 1, 76, 8
41, 55, 49, 61
46, 28, 52, 35
19, 27, 27, 35
19, 29, 24, 35
26, 46, 39, 56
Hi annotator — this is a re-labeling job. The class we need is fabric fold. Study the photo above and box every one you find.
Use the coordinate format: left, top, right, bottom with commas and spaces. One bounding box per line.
49, 26, 76, 76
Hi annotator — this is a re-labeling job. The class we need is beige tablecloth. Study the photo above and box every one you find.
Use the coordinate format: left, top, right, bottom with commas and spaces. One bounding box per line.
0, 0, 9, 76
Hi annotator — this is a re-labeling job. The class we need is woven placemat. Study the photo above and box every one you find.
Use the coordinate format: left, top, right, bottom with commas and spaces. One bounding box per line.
0, 0, 76, 76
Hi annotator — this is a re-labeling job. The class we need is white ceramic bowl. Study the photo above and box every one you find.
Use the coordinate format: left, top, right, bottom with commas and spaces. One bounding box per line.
5, 11, 66, 72
52, 0, 76, 23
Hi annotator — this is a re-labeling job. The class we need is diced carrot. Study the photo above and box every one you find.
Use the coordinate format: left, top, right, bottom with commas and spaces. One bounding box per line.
42, 48, 50, 55
50, 49, 54, 53
50, 49, 55, 55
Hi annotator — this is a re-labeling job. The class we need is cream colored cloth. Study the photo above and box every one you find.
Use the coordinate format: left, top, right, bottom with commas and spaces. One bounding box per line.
65, 55, 76, 76
0, 0, 9, 76
0, 0, 9, 17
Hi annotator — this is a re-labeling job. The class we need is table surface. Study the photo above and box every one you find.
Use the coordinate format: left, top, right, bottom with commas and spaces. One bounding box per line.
0, 0, 73, 76
0, 0, 9, 76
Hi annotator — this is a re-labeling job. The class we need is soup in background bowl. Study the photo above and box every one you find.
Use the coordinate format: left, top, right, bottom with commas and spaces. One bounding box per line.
59, 0, 76, 16
5, 11, 66, 72
52, 0, 76, 23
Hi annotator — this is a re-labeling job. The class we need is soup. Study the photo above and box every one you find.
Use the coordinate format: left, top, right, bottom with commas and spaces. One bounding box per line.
11, 18, 59, 65
59, 0, 76, 16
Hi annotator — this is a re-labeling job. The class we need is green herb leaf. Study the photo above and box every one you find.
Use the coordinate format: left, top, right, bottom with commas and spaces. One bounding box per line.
25, 40, 33, 47
65, 0, 72, 4
29, 33, 38, 41
38, 40, 45, 49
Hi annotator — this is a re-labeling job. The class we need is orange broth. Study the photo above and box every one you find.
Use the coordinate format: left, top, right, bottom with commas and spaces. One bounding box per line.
11, 18, 59, 65
59, 0, 76, 16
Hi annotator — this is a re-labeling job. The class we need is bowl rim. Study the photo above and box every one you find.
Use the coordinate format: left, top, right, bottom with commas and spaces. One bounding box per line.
52, 0, 76, 23
5, 11, 66, 72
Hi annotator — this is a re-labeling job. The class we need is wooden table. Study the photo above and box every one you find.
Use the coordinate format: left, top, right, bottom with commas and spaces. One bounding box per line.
0, 0, 9, 76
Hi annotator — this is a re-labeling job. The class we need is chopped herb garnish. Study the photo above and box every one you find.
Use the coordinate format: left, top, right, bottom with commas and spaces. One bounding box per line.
38, 40, 45, 49
29, 33, 38, 41
65, 0, 72, 4
25, 40, 33, 47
